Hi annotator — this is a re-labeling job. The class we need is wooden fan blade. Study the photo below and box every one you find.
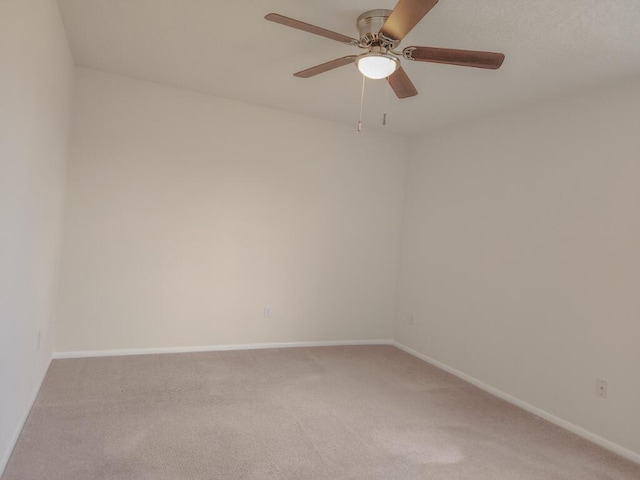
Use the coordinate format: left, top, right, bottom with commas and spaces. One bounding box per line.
387, 67, 418, 99
294, 56, 358, 78
380, 0, 439, 42
404, 46, 505, 69
265, 13, 358, 46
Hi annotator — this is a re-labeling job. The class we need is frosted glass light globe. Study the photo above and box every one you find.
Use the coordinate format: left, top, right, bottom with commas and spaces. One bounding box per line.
356, 53, 400, 79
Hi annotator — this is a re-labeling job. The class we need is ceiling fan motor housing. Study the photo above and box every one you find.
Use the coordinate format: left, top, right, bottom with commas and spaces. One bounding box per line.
356, 9, 399, 49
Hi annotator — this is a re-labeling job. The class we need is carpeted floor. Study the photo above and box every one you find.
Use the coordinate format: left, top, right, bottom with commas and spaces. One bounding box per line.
3, 345, 639, 479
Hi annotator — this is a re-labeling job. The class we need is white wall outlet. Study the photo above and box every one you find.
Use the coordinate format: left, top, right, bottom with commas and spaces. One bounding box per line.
408, 314, 415, 326
264, 304, 272, 318
596, 378, 608, 398
37, 331, 41, 351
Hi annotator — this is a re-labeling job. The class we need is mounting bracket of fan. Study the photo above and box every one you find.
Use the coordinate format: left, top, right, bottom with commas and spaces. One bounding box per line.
402, 46, 417, 60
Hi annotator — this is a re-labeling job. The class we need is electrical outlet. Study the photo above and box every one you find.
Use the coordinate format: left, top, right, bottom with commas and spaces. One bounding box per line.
37, 331, 41, 351
408, 315, 415, 326
264, 304, 272, 318
596, 378, 608, 398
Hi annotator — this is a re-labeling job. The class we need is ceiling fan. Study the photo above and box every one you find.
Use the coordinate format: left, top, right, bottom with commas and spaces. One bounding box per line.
265, 0, 505, 99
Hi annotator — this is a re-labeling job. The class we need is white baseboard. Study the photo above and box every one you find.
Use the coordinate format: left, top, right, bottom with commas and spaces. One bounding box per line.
392, 341, 640, 465
0, 356, 52, 477
53, 339, 394, 359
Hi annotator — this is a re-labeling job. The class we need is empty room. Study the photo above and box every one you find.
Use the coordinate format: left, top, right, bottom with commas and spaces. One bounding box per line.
1, 0, 639, 478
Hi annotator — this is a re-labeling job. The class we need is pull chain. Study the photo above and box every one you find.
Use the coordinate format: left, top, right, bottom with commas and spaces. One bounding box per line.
357, 75, 366, 132
383, 79, 390, 126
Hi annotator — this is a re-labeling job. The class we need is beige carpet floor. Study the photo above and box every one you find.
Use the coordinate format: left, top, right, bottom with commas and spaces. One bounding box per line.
2, 345, 639, 479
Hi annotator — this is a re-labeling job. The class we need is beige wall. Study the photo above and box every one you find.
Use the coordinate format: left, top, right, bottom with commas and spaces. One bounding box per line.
55, 68, 407, 353
396, 81, 640, 456
0, 0, 74, 472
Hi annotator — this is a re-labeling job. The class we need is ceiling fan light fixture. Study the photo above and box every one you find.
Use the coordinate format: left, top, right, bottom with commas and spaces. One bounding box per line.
356, 53, 399, 80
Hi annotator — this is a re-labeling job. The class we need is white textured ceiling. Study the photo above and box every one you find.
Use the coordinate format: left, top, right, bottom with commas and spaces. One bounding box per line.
57, 0, 640, 135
